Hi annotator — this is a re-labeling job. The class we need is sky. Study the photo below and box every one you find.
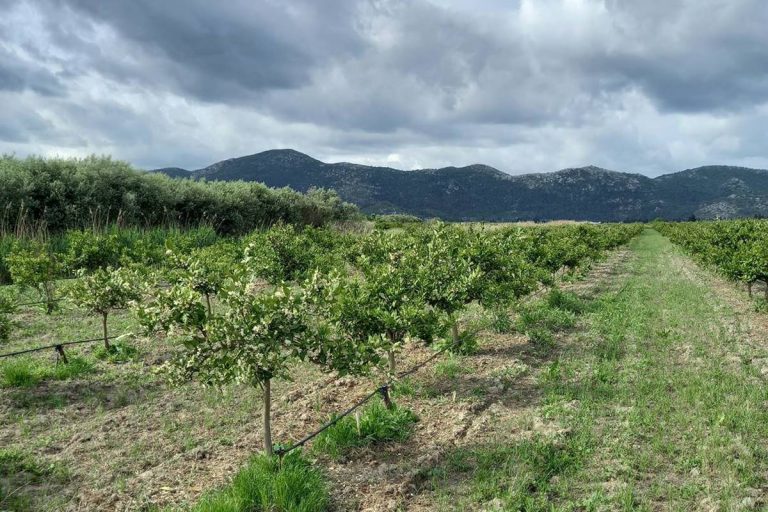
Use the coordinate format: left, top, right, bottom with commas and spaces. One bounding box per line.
1, 0, 767, 176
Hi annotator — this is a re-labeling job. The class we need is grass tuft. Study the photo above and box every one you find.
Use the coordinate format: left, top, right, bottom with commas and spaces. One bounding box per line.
0, 448, 70, 511
0, 356, 95, 388
312, 399, 418, 460
545, 288, 589, 315
489, 307, 515, 334
94, 340, 139, 363
190, 451, 328, 512
517, 302, 577, 332
434, 355, 469, 379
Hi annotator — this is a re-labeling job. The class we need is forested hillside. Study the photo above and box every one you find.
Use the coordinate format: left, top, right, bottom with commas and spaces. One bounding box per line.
153, 150, 768, 221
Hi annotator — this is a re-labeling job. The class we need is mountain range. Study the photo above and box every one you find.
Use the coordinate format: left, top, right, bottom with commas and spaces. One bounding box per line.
151, 149, 768, 221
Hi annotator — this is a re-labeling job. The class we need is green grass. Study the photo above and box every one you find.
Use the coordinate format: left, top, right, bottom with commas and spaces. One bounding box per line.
427, 434, 591, 510
0, 355, 95, 388
426, 229, 768, 509
516, 297, 578, 334
188, 451, 328, 512
545, 288, 589, 315
311, 399, 419, 460
0, 448, 70, 511
514, 288, 586, 347
94, 340, 140, 363
434, 355, 468, 379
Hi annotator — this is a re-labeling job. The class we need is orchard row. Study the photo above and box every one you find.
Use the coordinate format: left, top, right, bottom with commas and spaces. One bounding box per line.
655, 219, 768, 297
0, 222, 641, 454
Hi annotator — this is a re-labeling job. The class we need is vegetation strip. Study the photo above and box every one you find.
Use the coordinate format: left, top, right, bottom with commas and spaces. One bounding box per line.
424, 229, 768, 509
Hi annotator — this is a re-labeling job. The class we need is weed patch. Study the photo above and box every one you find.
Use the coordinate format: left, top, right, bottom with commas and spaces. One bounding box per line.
188, 451, 328, 512
312, 399, 418, 459
94, 340, 139, 363
0, 356, 94, 388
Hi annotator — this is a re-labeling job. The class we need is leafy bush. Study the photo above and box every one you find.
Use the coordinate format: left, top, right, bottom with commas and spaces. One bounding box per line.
243, 225, 346, 284
373, 214, 423, 230
189, 451, 329, 512
0, 155, 358, 236
93, 340, 139, 363
435, 329, 478, 355
0, 236, 14, 284
63, 230, 123, 272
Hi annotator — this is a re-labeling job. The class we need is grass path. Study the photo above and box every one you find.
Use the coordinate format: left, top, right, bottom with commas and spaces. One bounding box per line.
421, 229, 768, 510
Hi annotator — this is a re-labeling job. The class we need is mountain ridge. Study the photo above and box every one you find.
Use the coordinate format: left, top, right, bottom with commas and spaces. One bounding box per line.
150, 150, 768, 221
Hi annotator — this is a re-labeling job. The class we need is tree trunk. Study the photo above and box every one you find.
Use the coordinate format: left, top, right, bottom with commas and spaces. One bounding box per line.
263, 378, 273, 456
451, 321, 460, 346
380, 385, 394, 410
764, 281, 768, 300
102, 312, 110, 350
748, 282, 753, 298
205, 293, 212, 315
44, 283, 55, 314
388, 349, 396, 376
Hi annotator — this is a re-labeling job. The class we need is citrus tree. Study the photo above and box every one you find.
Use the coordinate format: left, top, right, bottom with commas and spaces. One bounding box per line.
67, 267, 140, 349
139, 279, 325, 456
6, 241, 61, 314
413, 224, 480, 347
242, 225, 345, 285
336, 231, 442, 376
0, 292, 14, 343
164, 247, 234, 314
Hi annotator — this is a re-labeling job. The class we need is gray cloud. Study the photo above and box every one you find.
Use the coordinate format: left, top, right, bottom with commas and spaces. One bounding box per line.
0, 0, 767, 175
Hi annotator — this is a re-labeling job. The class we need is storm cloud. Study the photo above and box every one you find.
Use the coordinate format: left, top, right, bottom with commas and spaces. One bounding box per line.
1, 0, 767, 175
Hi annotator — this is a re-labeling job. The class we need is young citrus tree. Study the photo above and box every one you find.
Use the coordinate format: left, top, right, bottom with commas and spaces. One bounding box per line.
412, 224, 480, 347
242, 224, 347, 285
0, 293, 15, 343
164, 248, 231, 314
67, 267, 140, 350
337, 231, 442, 376
6, 241, 61, 314
139, 279, 324, 456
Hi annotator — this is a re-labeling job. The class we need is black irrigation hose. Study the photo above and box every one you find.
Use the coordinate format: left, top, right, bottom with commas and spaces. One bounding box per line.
275, 347, 448, 458
275, 386, 383, 457
0, 336, 120, 359
397, 349, 444, 380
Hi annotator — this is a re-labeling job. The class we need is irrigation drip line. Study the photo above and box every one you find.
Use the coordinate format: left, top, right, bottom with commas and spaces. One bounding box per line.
276, 347, 447, 458
397, 348, 444, 379
274, 386, 383, 457
0, 335, 120, 359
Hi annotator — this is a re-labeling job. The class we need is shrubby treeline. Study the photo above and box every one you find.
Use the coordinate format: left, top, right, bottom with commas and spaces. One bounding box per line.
0, 155, 358, 235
